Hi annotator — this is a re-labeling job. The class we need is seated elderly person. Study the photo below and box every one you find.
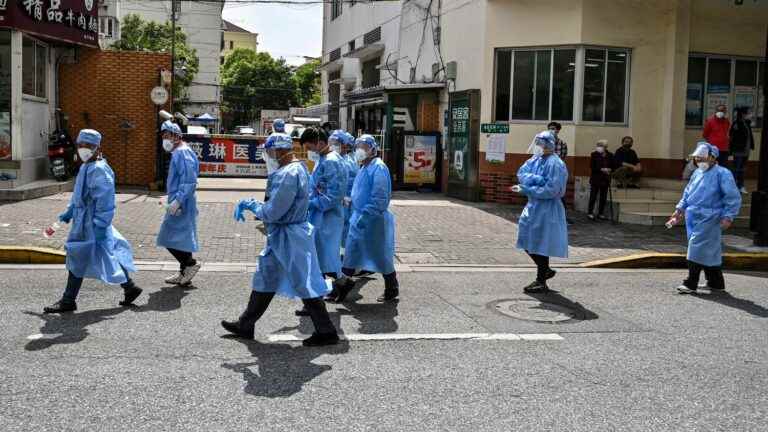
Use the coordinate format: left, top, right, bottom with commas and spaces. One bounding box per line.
612, 136, 643, 188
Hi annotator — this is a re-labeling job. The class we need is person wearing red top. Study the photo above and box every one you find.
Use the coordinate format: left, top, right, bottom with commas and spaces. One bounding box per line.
703, 104, 731, 168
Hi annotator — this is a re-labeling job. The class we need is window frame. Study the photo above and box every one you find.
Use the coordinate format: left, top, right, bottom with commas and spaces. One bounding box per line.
492, 45, 631, 126
22, 36, 48, 101
686, 53, 764, 129
331, 0, 342, 20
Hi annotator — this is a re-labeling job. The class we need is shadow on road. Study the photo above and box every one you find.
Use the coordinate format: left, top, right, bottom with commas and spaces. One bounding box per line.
23, 307, 128, 351
133, 285, 197, 313
220, 335, 350, 398
526, 290, 600, 321
691, 291, 768, 318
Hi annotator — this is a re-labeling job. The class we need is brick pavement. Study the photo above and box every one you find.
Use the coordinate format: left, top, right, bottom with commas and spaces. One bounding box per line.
0, 191, 752, 265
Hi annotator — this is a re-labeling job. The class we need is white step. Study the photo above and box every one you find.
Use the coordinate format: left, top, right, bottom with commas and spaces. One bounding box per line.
619, 211, 750, 227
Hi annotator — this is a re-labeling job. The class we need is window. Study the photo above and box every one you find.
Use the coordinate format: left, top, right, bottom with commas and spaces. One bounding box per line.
686, 55, 764, 128
362, 57, 381, 89
229, 41, 234, 50
22, 37, 47, 99
331, 0, 342, 20
329, 48, 341, 62
99, 17, 117, 38
493, 48, 577, 122
348, 40, 356, 52
583, 49, 628, 123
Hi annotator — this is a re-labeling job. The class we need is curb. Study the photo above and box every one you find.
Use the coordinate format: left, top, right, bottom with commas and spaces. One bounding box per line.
581, 252, 768, 271
0, 246, 66, 264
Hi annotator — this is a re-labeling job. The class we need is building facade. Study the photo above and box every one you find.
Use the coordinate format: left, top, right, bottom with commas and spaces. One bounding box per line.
100, 0, 223, 120
221, 20, 258, 64
322, 0, 766, 201
0, 0, 99, 189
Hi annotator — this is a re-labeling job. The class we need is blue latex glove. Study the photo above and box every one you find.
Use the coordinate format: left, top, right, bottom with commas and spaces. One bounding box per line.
58, 207, 74, 224
234, 199, 259, 222
94, 226, 108, 241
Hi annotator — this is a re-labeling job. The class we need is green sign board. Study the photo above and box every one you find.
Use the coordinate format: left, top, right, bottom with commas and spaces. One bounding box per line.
480, 123, 509, 134
449, 100, 470, 181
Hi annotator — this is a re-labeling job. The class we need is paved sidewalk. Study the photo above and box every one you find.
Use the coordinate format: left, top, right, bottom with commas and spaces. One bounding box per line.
0, 190, 753, 265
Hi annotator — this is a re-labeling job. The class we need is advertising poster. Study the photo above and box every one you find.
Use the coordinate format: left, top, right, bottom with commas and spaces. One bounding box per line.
403, 134, 437, 185
685, 83, 703, 125
449, 103, 469, 181
734, 86, 756, 112
184, 135, 267, 177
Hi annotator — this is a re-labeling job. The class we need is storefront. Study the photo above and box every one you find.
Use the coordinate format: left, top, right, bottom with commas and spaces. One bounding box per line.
0, 0, 98, 187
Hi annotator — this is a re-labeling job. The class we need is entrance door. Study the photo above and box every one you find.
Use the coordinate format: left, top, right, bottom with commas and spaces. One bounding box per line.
447, 90, 480, 201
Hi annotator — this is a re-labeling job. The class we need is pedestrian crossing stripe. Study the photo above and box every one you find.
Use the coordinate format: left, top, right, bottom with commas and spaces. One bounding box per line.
267, 333, 564, 342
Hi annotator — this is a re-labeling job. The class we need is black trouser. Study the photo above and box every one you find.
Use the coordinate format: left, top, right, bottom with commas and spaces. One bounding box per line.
526, 252, 550, 282
342, 267, 399, 291
588, 183, 609, 216
62, 266, 135, 302
167, 248, 196, 272
684, 260, 725, 290
240, 291, 336, 335
716, 150, 730, 170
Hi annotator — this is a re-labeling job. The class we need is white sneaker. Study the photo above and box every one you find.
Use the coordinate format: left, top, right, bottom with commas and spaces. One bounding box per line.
164, 273, 184, 285
179, 263, 201, 285
676, 285, 696, 294
740, 187, 748, 195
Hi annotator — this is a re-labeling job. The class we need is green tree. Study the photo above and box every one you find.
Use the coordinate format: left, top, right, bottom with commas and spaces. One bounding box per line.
111, 14, 199, 110
220, 49, 297, 128
292, 59, 322, 107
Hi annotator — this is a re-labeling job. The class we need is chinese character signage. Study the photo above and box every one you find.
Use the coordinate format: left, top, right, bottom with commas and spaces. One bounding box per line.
0, 0, 99, 48
403, 134, 438, 185
449, 102, 470, 181
184, 135, 268, 178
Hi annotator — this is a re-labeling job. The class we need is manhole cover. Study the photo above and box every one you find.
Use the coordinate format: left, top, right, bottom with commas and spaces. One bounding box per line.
491, 299, 579, 323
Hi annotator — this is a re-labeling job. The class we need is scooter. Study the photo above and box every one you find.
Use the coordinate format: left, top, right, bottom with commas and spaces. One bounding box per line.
47, 110, 75, 181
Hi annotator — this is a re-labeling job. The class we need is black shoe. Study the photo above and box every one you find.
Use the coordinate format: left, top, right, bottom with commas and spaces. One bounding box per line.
353, 270, 374, 277
566, 218, 575, 226
302, 332, 340, 347
545, 269, 557, 280
332, 278, 356, 303
119, 286, 143, 307
523, 280, 549, 294
43, 299, 77, 314
221, 320, 254, 340
377, 287, 399, 302
295, 306, 310, 317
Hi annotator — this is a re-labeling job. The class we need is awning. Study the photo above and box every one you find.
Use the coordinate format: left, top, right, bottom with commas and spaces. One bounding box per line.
344, 43, 385, 62
192, 113, 217, 123
318, 58, 343, 72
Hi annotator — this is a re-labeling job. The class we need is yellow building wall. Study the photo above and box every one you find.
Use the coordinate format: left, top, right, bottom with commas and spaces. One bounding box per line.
222, 31, 258, 61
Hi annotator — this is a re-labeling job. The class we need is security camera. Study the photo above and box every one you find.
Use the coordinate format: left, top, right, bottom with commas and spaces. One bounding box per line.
158, 110, 173, 121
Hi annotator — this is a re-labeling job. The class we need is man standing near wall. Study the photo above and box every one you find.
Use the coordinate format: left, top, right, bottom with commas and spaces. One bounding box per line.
703, 104, 731, 168
548, 122, 573, 225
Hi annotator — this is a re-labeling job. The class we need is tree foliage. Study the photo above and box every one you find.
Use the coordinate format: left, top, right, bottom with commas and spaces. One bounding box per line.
292, 59, 322, 107
111, 14, 199, 109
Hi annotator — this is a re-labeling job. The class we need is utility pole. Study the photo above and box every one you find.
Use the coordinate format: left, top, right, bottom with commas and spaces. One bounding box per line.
170, 0, 177, 111
751, 25, 768, 245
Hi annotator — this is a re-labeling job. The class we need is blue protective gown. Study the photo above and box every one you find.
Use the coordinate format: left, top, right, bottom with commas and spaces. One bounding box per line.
515, 154, 569, 258
308, 151, 348, 275
341, 152, 359, 248
676, 165, 741, 267
64, 159, 136, 284
157, 144, 200, 252
251, 161, 331, 299
343, 157, 396, 275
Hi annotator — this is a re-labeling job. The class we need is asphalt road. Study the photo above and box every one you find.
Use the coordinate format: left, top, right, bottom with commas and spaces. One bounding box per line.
1, 268, 767, 431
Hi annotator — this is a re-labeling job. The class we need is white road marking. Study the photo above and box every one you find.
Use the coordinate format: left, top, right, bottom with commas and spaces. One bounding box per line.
268, 333, 563, 343
26, 333, 62, 340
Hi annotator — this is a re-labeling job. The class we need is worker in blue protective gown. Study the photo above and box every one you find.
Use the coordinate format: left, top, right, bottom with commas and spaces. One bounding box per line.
43, 129, 142, 313
671, 142, 741, 294
339, 131, 359, 249
330, 134, 399, 303
156, 120, 201, 286
512, 130, 569, 294
272, 118, 286, 134
221, 133, 339, 347
300, 127, 348, 279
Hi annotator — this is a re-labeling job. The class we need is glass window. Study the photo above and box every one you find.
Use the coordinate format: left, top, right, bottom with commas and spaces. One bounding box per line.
686, 57, 706, 126
362, 57, 380, 89
534, 50, 551, 121
511, 51, 534, 120
36, 44, 47, 98
759, 61, 765, 128
551, 49, 575, 121
331, 0, 342, 20
605, 50, 627, 123
494, 50, 511, 121
735, 60, 757, 86
0, 30, 11, 161
22, 38, 35, 96
582, 49, 606, 122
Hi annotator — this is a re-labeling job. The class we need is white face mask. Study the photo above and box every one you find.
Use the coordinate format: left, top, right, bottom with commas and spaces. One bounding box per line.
355, 148, 369, 163
264, 153, 280, 175
532, 146, 544, 157
549, 129, 558, 136
596, 146, 605, 154
715, 111, 726, 119
307, 150, 320, 162
697, 162, 711, 171
162, 139, 174, 152
77, 148, 94, 162
330, 145, 340, 154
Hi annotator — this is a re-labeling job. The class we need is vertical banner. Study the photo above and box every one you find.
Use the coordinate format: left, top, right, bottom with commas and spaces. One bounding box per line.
449, 100, 469, 181
403, 134, 438, 185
